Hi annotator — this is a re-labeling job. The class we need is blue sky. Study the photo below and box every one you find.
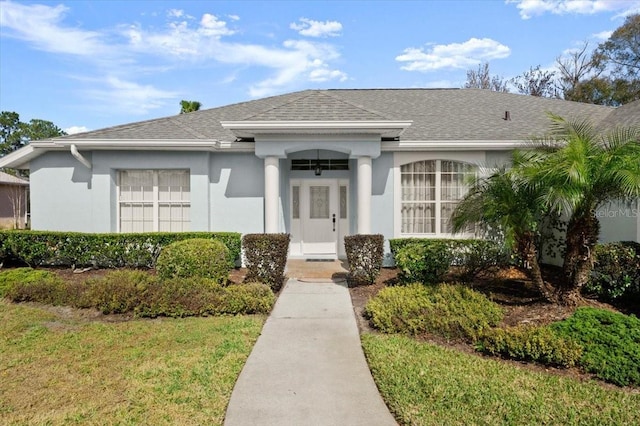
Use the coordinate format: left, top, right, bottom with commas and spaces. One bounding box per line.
1, 0, 638, 134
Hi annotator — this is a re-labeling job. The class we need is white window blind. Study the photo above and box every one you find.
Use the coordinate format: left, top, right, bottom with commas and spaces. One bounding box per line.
119, 170, 190, 232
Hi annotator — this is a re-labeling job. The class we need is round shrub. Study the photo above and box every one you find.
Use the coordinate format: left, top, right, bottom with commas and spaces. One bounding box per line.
156, 238, 231, 282
394, 242, 452, 285
365, 283, 503, 341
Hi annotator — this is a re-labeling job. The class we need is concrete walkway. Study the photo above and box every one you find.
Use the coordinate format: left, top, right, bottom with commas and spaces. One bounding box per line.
224, 279, 397, 426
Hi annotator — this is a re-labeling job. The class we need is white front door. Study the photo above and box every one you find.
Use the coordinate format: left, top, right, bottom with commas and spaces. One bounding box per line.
302, 180, 338, 255
290, 179, 348, 258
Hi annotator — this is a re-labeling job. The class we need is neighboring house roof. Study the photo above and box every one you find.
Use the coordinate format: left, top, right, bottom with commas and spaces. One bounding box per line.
0, 171, 29, 185
0, 89, 638, 169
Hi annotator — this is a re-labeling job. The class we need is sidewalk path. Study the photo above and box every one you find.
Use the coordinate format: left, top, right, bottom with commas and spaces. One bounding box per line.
224, 279, 397, 426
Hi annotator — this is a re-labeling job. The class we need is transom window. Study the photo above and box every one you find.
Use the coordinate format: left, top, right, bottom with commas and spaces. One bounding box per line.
118, 170, 190, 232
401, 160, 474, 235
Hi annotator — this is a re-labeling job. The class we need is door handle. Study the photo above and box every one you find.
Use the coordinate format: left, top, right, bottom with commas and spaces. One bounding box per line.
332, 214, 336, 232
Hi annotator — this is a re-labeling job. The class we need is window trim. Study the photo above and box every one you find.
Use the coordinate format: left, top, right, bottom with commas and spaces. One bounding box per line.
117, 169, 190, 233
393, 152, 483, 238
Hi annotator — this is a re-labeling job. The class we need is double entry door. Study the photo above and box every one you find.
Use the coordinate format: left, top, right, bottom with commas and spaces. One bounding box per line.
290, 179, 348, 258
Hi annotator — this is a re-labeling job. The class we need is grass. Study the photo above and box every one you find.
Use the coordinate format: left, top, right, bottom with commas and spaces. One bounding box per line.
362, 334, 640, 426
0, 300, 265, 425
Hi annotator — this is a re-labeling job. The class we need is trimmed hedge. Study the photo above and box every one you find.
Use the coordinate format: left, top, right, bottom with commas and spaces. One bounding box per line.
365, 283, 504, 341
0, 231, 241, 268
584, 241, 640, 301
242, 233, 290, 292
476, 325, 583, 368
390, 238, 508, 283
551, 307, 640, 386
344, 234, 384, 285
0, 268, 275, 318
156, 238, 231, 283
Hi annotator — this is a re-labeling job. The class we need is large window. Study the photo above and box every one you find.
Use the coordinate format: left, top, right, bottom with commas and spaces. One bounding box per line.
401, 160, 474, 235
119, 170, 190, 232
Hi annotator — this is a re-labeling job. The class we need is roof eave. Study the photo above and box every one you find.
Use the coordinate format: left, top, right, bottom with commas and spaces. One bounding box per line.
382, 140, 531, 151
221, 120, 413, 138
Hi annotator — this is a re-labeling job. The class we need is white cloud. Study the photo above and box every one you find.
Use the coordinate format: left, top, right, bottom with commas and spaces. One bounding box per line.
506, 0, 640, 19
396, 38, 511, 72
0, 1, 348, 107
0, 1, 108, 56
290, 18, 342, 37
308, 68, 348, 82
592, 30, 613, 40
84, 76, 179, 115
64, 126, 89, 135
167, 9, 184, 18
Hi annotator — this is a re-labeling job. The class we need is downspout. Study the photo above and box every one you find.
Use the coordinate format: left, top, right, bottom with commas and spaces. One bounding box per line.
70, 144, 92, 169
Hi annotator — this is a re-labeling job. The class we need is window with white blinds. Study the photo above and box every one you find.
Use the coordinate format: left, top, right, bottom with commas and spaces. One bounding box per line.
400, 160, 474, 235
119, 170, 190, 232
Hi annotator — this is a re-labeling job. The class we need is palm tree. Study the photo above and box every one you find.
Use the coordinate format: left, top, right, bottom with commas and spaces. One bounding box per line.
179, 100, 202, 114
514, 114, 640, 305
451, 166, 556, 301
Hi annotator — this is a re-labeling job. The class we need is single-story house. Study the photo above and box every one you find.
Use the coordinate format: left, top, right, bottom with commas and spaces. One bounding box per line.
0, 171, 29, 230
0, 89, 638, 259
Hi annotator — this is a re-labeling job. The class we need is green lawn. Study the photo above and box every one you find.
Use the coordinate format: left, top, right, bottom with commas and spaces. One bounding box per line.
0, 300, 264, 425
362, 334, 640, 426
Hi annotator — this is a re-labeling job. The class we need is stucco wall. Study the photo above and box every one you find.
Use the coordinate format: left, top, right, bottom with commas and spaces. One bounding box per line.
31, 152, 95, 232
597, 200, 640, 243
209, 153, 265, 233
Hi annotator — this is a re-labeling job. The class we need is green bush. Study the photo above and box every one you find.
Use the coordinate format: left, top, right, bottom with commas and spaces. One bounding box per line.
83, 270, 156, 314
137, 278, 274, 318
394, 242, 452, 284
476, 325, 583, 368
390, 238, 509, 283
365, 283, 503, 341
584, 241, 640, 301
0, 267, 67, 305
344, 234, 384, 285
551, 307, 640, 386
136, 277, 226, 318
156, 238, 231, 283
223, 282, 276, 314
242, 233, 290, 292
0, 230, 241, 268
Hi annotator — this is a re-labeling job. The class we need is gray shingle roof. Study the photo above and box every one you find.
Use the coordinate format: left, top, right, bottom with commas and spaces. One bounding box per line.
59, 88, 634, 142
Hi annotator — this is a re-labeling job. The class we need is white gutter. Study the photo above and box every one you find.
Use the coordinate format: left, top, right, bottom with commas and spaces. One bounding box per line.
70, 144, 92, 169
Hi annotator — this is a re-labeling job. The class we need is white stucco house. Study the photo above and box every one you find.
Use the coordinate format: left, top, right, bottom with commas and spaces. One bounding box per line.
0, 88, 638, 259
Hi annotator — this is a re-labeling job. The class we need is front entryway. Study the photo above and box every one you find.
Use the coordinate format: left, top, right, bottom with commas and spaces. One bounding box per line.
290, 179, 349, 259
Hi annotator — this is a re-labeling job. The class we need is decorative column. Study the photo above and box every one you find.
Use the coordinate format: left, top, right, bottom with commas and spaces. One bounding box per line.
357, 156, 372, 234
264, 156, 280, 233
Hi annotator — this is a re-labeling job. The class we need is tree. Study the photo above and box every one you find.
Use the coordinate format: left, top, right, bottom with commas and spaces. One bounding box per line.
0, 111, 22, 156
513, 114, 640, 305
558, 16, 640, 105
179, 100, 202, 114
556, 42, 602, 102
451, 165, 555, 301
512, 65, 558, 97
595, 14, 640, 80
1, 112, 66, 157
463, 63, 509, 92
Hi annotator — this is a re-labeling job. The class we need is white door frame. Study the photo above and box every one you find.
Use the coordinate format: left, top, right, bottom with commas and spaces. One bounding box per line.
290, 178, 349, 259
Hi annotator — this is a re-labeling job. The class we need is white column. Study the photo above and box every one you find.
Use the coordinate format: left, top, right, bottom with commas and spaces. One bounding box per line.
264, 156, 280, 233
357, 156, 372, 234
